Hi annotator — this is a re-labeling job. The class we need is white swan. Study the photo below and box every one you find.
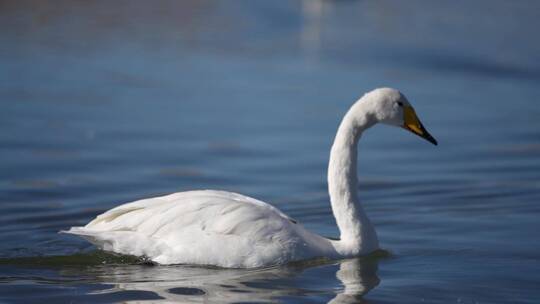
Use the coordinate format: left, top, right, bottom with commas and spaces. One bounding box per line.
63, 88, 437, 268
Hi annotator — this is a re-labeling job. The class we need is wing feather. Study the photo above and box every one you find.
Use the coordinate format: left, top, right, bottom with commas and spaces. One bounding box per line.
63, 190, 308, 266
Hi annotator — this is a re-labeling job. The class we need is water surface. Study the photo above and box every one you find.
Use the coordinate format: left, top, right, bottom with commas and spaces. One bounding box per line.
1, 1, 540, 303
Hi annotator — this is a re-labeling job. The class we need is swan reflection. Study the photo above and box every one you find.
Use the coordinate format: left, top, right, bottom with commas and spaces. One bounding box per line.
69, 256, 379, 303
329, 258, 380, 304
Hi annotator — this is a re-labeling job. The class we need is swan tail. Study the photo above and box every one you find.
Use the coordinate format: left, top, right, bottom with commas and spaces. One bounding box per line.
60, 227, 169, 261
60, 227, 108, 246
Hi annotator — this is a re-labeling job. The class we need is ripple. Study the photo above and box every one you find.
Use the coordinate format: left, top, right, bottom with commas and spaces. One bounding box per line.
167, 287, 206, 295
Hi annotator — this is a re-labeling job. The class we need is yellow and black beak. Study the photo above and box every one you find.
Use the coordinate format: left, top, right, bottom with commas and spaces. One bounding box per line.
403, 106, 438, 145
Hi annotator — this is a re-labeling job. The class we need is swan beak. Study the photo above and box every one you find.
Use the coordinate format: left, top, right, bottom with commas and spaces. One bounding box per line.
403, 106, 438, 145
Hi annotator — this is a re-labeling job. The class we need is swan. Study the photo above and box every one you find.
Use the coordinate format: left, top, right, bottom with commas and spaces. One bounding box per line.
63, 87, 437, 268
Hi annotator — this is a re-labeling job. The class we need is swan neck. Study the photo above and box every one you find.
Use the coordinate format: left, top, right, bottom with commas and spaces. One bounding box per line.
328, 105, 378, 255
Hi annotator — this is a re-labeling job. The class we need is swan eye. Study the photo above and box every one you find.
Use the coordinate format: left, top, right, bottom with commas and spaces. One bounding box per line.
397, 101, 404, 107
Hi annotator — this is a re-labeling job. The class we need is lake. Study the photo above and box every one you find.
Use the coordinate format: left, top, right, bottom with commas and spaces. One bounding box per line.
1, 1, 539, 303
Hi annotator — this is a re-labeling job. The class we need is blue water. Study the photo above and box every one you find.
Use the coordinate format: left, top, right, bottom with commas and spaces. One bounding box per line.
1, 1, 540, 303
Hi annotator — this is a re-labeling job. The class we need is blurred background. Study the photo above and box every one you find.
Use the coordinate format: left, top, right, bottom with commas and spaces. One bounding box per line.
1, 1, 539, 303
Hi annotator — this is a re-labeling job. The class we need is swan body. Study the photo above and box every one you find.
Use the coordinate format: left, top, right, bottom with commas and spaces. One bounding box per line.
64, 88, 437, 268
68, 190, 337, 267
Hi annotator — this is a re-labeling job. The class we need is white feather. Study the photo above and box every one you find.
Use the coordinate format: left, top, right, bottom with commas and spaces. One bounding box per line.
63, 88, 429, 268
64, 190, 335, 267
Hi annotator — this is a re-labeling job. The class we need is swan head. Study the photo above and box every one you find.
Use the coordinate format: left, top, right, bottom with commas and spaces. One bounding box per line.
360, 88, 438, 145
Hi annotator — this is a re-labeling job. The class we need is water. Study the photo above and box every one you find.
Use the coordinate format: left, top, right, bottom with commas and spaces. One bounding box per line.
1, 1, 540, 303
